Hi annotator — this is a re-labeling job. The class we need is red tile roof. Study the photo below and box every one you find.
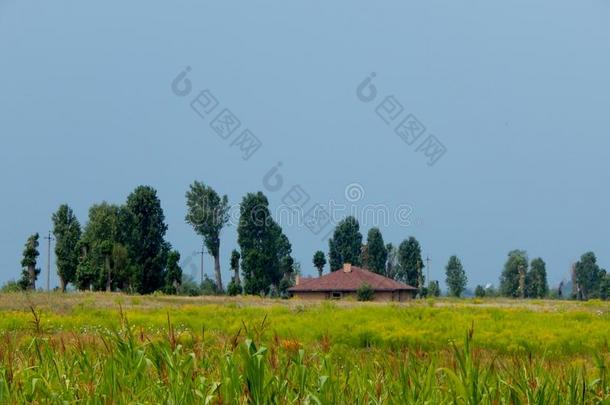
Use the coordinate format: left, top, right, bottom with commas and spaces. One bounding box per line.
288, 266, 417, 292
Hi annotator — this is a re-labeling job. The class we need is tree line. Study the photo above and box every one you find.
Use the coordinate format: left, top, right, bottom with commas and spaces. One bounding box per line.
316, 216, 467, 298
6, 182, 609, 301
14, 186, 180, 294
8, 183, 296, 297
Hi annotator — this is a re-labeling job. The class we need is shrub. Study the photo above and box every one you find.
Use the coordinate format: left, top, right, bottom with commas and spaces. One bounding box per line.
200, 275, 219, 296
0, 280, 22, 293
177, 274, 201, 296
474, 285, 486, 298
428, 281, 441, 297
357, 283, 374, 301
278, 275, 295, 298
227, 280, 242, 296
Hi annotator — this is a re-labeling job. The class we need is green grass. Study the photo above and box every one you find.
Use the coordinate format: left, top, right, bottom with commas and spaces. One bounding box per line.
1, 293, 610, 403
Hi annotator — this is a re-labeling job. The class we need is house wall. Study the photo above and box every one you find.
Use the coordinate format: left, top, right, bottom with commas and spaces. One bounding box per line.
293, 290, 415, 302
399, 290, 415, 301
373, 291, 395, 302
293, 292, 328, 300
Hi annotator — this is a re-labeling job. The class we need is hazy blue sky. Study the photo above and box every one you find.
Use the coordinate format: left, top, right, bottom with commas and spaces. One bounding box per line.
1, 1, 609, 289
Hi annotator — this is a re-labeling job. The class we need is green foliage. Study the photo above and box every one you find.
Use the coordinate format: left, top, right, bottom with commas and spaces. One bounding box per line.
176, 274, 201, 296
599, 275, 610, 300
445, 255, 467, 297
527, 257, 549, 298
19, 233, 40, 290
312, 251, 326, 277
5, 295, 610, 403
230, 249, 240, 273
328, 216, 362, 271
500, 250, 528, 298
124, 186, 169, 294
238, 192, 291, 295
76, 203, 122, 291
278, 274, 295, 297
226, 279, 243, 296
474, 285, 486, 298
200, 275, 219, 295
185, 181, 230, 291
428, 280, 441, 297
356, 283, 375, 301
230, 249, 242, 288
574, 252, 606, 300
485, 285, 499, 297
385, 243, 399, 279
0, 280, 22, 293
164, 250, 182, 294
52, 204, 82, 291
2, 319, 610, 403
397, 237, 424, 287
364, 228, 387, 274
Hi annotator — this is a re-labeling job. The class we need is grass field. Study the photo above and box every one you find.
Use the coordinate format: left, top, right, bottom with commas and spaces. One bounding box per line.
1, 293, 610, 403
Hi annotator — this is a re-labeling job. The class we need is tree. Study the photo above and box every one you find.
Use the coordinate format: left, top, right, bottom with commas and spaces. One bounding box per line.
313, 251, 326, 277
228, 250, 243, 297
238, 192, 283, 295
230, 250, 241, 285
474, 285, 486, 298
360, 244, 369, 269
574, 252, 605, 300
52, 205, 82, 292
385, 243, 399, 279
328, 216, 363, 271
397, 237, 424, 287
109, 243, 129, 292
227, 280, 242, 296
177, 274, 201, 297
125, 186, 169, 294
527, 258, 549, 298
357, 283, 375, 301
1, 280, 22, 293
20, 233, 40, 290
164, 250, 182, 294
499, 250, 528, 298
77, 203, 122, 291
274, 224, 294, 282
599, 274, 610, 300
485, 285, 498, 297
445, 255, 467, 297
200, 274, 219, 295
428, 280, 441, 297
185, 181, 230, 292
365, 228, 387, 275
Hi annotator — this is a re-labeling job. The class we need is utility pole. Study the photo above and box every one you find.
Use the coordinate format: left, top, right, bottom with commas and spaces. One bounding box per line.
44, 231, 54, 292
425, 256, 431, 284
196, 247, 205, 285
417, 259, 424, 298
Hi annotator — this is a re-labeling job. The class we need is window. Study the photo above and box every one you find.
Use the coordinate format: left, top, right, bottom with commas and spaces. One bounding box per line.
331, 292, 342, 300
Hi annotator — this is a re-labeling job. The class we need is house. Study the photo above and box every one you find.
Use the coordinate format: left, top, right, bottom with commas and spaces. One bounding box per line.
288, 263, 417, 302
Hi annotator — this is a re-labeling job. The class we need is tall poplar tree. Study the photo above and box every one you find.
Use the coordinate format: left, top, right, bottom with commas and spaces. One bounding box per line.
20, 233, 40, 290
445, 255, 467, 297
499, 250, 528, 298
52, 204, 82, 292
185, 181, 230, 292
397, 237, 424, 287
328, 216, 362, 271
365, 228, 387, 274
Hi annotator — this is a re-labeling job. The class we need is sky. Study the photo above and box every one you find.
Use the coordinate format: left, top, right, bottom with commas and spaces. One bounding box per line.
1, 0, 609, 290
